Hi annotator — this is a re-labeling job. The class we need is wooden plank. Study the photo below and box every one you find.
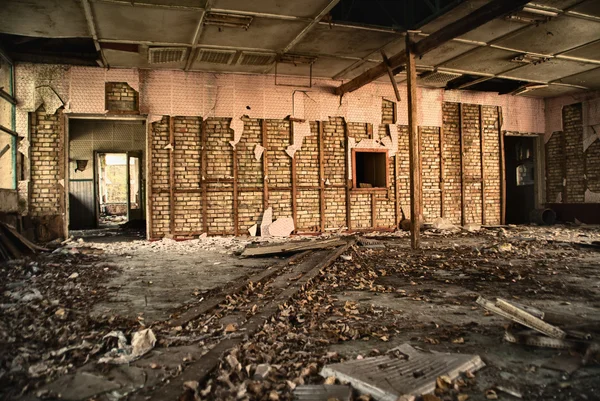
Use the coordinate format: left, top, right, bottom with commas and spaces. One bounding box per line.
479, 105, 486, 225
169, 116, 175, 235
380, 49, 401, 102
406, 34, 421, 249
439, 125, 445, 218
147, 120, 154, 238
394, 154, 400, 226
241, 238, 346, 257
290, 121, 297, 232
343, 119, 352, 230
335, 0, 530, 95
261, 119, 269, 210
498, 106, 506, 224
318, 121, 326, 233
459, 103, 465, 226
0, 124, 19, 138
201, 118, 208, 234
233, 147, 239, 236
371, 194, 377, 229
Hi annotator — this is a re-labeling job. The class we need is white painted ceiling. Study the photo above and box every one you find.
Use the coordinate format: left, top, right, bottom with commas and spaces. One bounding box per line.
0, 0, 599, 97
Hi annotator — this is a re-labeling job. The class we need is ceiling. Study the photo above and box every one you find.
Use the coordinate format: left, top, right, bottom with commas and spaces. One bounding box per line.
0, 0, 599, 98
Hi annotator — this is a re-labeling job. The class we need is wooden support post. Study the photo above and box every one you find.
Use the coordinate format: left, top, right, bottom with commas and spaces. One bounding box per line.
439, 125, 445, 218
201, 118, 208, 234
233, 146, 239, 236
318, 121, 326, 233
290, 122, 298, 232
459, 103, 465, 226
371, 194, 377, 229
380, 50, 401, 102
479, 105, 486, 225
406, 35, 421, 249
261, 119, 269, 210
497, 106, 506, 225
343, 119, 352, 231
169, 116, 175, 235
394, 153, 401, 225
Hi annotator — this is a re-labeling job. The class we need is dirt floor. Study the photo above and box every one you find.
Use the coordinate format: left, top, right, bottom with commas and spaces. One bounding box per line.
1, 224, 600, 401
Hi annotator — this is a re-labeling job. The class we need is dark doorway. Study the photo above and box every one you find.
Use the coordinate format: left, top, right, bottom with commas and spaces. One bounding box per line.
504, 136, 536, 224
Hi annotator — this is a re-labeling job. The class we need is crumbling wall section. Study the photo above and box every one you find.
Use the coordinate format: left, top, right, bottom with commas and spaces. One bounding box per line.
421, 126, 441, 222
323, 117, 347, 230
462, 104, 483, 224
586, 140, 600, 194
545, 132, 564, 203
150, 117, 170, 238
296, 122, 320, 231
29, 106, 65, 240
442, 102, 462, 224
482, 106, 501, 224
563, 104, 585, 202
105, 82, 139, 112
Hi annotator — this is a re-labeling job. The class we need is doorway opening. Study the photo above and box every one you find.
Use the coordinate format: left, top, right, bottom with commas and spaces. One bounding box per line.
67, 119, 146, 234
504, 135, 536, 224
96, 152, 142, 227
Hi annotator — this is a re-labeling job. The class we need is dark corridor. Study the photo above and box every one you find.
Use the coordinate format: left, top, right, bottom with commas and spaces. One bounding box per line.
504, 136, 536, 224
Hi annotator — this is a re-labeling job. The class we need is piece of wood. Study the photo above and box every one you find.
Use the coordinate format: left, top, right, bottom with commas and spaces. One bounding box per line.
0, 144, 10, 159
0, 222, 47, 253
479, 105, 486, 225
343, 119, 352, 230
366, 122, 373, 139
335, 0, 530, 95
371, 194, 377, 228
406, 34, 421, 249
459, 103, 465, 226
290, 121, 298, 233
168, 116, 175, 235
439, 125, 445, 218
201, 119, 208, 234
241, 238, 345, 257
498, 106, 506, 224
233, 147, 239, 236
318, 121, 326, 233
261, 119, 269, 210
380, 49, 401, 102
0, 124, 18, 138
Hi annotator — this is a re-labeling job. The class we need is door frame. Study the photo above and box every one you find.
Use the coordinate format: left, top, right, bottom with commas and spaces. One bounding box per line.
64, 114, 147, 238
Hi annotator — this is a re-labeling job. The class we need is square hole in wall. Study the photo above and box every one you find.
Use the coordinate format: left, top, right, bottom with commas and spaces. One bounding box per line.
353, 150, 389, 189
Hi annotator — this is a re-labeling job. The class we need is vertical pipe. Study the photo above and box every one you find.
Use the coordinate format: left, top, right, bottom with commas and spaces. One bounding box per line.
406, 34, 421, 249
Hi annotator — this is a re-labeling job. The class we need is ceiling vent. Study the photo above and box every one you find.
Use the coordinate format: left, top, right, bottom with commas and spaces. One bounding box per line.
148, 47, 188, 64
204, 12, 253, 29
238, 52, 276, 66
197, 48, 236, 64
418, 70, 462, 88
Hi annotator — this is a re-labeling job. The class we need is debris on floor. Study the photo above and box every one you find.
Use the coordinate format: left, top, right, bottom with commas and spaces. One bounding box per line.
320, 344, 484, 401
292, 384, 353, 401
98, 328, 156, 364
241, 237, 347, 257
0, 222, 48, 261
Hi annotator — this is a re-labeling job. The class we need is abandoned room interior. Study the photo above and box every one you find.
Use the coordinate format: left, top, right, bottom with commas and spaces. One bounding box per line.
1, 0, 600, 400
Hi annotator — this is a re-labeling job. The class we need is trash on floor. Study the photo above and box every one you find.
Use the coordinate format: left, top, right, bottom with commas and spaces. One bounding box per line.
319, 344, 484, 401
98, 329, 157, 364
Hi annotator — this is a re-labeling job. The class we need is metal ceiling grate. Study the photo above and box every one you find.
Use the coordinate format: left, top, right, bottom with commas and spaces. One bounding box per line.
418, 71, 462, 88
197, 49, 236, 65
238, 52, 276, 66
148, 47, 188, 64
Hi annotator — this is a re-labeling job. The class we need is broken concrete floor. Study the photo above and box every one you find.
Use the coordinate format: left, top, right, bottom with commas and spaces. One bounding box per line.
1, 225, 600, 400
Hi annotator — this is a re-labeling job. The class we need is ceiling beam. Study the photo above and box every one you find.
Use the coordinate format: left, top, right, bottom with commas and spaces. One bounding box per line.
334, 0, 531, 95
282, 0, 342, 54
81, 0, 108, 68
380, 50, 401, 101
184, 2, 210, 72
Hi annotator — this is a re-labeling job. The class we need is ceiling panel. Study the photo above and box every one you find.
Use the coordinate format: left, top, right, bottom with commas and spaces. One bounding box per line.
337, 60, 380, 80
502, 58, 598, 81
561, 40, 600, 62
555, 67, 600, 89
441, 47, 521, 75
199, 18, 308, 51
521, 84, 587, 98
292, 24, 401, 59
310, 57, 360, 79
104, 47, 188, 69
92, 1, 202, 44
568, 0, 600, 18
419, 41, 478, 66
494, 15, 600, 55
458, 18, 528, 43
419, 0, 488, 33
0, 0, 89, 38
211, 0, 332, 18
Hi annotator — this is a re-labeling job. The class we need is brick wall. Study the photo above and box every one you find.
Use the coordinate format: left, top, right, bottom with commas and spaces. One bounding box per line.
563, 104, 585, 202
105, 82, 139, 112
442, 102, 462, 224
544, 102, 600, 203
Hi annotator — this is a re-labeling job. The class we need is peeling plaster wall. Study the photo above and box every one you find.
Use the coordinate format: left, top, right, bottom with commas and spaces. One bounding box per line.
13, 63, 548, 237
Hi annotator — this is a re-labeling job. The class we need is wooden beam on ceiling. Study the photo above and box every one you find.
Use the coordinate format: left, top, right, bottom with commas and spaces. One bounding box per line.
334, 0, 531, 96
380, 50, 401, 102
